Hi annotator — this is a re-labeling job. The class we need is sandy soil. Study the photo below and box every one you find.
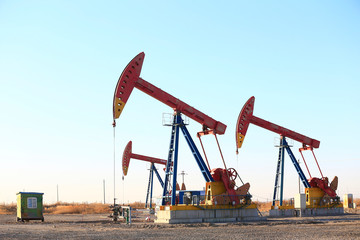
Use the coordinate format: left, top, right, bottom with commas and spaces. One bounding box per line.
1, 210, 360, 240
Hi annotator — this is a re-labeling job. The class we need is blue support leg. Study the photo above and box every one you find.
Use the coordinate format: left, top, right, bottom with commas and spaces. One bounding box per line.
153, 166, 164, 188
150, 163, 154, 209
180, 123, 214, 182
161, 116, 177, 206
171, 114, 181, 205
272, 142, 283, 206
283, 138, 310, 188
145, 166, 153, 208
279, 137, 285, 206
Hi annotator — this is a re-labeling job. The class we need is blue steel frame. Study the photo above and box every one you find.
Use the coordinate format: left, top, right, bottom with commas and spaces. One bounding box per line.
161, 113, 214, 206
145, 163, 165, 209
153, 165, 164, 187
272, 137, 285, 206
272, 136, 311, 206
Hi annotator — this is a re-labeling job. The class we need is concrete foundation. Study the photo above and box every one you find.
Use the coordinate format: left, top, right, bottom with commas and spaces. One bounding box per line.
155, 206, 261, 224
269, 207, 344, 217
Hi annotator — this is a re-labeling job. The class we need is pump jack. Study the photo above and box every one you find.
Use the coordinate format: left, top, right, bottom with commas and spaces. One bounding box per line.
113, 52, 250, 207
236, 96, 340, 208
122, 141, 167, 209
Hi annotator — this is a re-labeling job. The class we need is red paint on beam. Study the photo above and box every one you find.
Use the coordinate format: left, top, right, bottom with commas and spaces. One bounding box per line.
236, 96, 320, 151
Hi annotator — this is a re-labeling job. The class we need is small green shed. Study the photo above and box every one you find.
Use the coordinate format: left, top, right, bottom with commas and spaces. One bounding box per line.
16, 192, 44, 222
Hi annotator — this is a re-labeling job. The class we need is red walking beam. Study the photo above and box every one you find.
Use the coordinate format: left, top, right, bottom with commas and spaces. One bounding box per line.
122, 141, 167, 176
236, 96, 320, 153
113, 52, 226, 134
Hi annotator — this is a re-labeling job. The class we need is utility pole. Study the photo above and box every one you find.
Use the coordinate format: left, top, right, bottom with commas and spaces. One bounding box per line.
179, 171, 186, 184
57, 184, 59, 202
179, 170, 187, 190
103, 179, 106, 204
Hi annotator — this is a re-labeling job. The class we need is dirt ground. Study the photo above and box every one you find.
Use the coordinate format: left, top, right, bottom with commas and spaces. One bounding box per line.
1, 210, 360, 240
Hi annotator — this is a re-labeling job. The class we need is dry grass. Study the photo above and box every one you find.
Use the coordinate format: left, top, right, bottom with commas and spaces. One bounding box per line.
0, 201, 147, 215
128, 201, 146, 209
0, 202, 110, 215
1, 198, 358, 214
44, 203, 109, 214
253, 201, 272, 212
0, 203, 16, 214
254, 199, 295, 212
255, 198, 360, 211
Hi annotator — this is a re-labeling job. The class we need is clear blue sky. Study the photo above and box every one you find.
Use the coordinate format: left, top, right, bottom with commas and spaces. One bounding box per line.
1, 1, 359, 204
